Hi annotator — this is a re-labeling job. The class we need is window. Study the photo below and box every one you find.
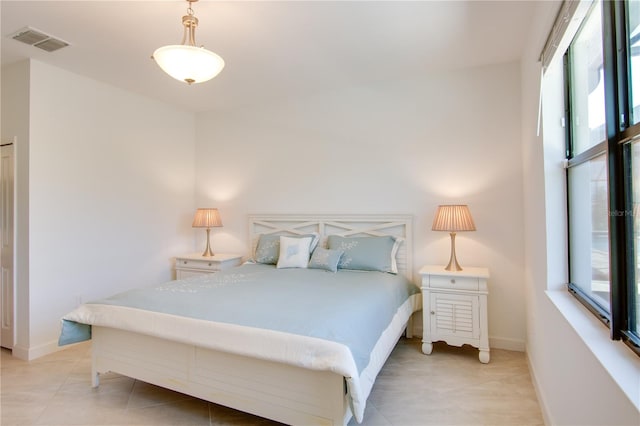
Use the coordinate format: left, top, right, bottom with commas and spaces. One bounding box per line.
630, 0, 639, 125
626, 3, 640, 352
567, 2, 609, 315
565, 0, 640, 355
631, 141, 640, 335
568, 1, 605, 151
568, 154, 609, 310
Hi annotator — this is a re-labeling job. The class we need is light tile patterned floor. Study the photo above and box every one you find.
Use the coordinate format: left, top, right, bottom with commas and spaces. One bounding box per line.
1, 338, 544, 425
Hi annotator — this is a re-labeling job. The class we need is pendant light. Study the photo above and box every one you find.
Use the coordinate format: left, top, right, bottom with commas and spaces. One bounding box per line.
152, 0, 224, 85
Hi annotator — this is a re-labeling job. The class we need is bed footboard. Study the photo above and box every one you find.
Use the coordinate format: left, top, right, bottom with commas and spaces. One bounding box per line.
91, 326, 350, 425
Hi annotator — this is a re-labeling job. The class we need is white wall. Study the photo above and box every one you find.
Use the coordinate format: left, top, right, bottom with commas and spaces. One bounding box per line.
195, 62, 527, 350
521, 2, 640, 425
3, 60, 198, 359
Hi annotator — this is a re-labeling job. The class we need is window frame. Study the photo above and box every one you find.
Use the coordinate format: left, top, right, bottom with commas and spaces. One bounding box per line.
565, 0, 640, 356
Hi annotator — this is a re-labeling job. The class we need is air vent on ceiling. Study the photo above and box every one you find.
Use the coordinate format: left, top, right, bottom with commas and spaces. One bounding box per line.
10, 27, 69, 52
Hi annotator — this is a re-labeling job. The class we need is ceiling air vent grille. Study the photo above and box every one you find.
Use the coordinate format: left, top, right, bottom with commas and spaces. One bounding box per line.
10, 27, 69, 52
34, 38, 69, 52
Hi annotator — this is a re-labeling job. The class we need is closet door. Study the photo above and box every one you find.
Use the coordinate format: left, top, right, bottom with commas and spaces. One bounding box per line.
1, 144, 14, 349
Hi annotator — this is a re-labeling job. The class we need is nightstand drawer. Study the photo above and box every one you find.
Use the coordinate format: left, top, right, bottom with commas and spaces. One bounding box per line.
177, 258, 222, 272
429, 275, 479, 291
174, 254, 242, 280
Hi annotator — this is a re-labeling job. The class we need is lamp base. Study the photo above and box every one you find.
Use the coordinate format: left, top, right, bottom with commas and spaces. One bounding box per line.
202, 228, 214, 257
444, 232, 463, 271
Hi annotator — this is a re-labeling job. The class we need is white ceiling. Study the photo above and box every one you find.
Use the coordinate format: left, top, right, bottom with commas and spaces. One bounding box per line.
1, 1, 540, 113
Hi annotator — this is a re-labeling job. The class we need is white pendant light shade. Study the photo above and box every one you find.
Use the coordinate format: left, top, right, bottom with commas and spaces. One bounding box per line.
153, 45, 224, 85
152, 0, 224, 85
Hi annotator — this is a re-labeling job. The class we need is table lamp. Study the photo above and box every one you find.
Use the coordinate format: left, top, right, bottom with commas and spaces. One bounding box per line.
192, 208, 222, 257
432, 204, 476, 271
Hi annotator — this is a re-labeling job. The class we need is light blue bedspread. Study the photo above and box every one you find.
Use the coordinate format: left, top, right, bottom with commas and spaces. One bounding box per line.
61, 263, 418, 374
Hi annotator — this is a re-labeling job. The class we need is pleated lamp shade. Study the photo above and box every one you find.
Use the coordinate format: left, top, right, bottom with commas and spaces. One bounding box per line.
432, 204, 475, 271
432, 205, 476, 232
192, 208, 222, 257
192, 208, 223, 228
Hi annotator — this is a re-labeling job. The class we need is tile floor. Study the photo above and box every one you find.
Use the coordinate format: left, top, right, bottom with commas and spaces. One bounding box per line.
1, 338, 544, 425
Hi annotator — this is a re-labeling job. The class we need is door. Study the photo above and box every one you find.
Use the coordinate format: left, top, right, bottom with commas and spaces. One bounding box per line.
1, 143, 14, 349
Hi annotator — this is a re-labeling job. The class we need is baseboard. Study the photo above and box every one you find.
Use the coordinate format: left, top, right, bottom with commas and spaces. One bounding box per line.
489, 336, 526, 352
527, 351, 552, 426
10, 339, 61, 361
9, 344, 30, 360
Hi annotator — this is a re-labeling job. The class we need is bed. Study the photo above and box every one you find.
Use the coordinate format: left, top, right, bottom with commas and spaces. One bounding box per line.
59, 214, 421, 425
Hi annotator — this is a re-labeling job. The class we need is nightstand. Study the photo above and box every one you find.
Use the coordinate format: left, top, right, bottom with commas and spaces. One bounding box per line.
175, 253, 242, 279
419, 265, 490, 363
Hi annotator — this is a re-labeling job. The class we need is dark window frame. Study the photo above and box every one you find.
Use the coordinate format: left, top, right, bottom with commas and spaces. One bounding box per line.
565, 0, 640, 356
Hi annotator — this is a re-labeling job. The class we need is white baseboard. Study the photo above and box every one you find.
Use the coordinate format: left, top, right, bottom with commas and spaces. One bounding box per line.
527, 351, 552, 426
489, 336, 526, 352
10, 339, 61, 361
9, 344, 30, 360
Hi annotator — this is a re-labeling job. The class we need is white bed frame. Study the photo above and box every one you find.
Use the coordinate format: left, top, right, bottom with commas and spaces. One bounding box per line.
91, 214, 414, 425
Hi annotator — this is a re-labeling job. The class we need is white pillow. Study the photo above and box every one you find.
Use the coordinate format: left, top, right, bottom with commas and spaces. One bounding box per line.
276, 236, 313, 269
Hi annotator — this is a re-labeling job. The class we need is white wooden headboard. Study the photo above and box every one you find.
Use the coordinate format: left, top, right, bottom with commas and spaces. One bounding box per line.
248, 214, 413, 280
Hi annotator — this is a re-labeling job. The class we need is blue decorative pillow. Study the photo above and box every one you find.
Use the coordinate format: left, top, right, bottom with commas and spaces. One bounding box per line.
308, 247, 344, 273
327, 235, 403, 273
254, 233, 320, 264
254, 234, 280, 264
58, 319, 91, 346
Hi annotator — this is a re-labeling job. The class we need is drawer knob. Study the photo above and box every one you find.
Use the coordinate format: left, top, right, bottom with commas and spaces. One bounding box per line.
430, 311, 435, 315
183, 261, 187, 264
450, 279, 456, 284
208, 262, 212, 266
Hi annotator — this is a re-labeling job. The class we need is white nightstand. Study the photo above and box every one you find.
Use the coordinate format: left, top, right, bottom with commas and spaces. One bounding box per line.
175, 253, 242, 279
419, 265, 490, 363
